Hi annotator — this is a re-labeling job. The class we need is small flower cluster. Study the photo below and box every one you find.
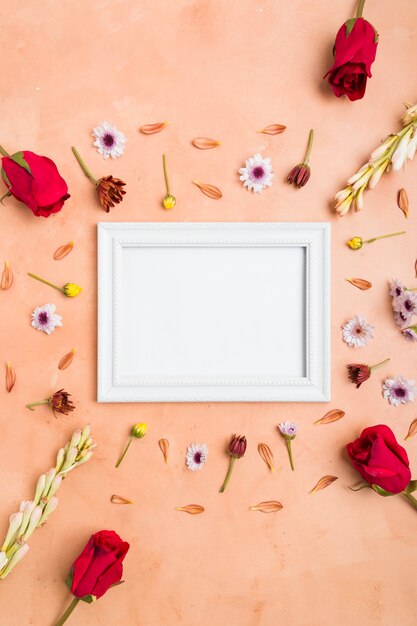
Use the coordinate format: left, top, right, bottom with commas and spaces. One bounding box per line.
389, 279, 417, 341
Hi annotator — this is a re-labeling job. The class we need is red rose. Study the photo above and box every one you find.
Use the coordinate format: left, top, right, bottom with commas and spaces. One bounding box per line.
346, 424, 411, 494
1, 150, 69, 217
325, 17, 378, 101
67, 530, 130, 601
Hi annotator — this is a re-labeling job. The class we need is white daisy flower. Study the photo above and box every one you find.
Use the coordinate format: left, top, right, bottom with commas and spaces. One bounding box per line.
389, 279, 405, 299
382, 376, 417, 406
392, 291, 417, 322
92, 121, 126, 159
239, 153, 274, 193
31, 304, 62, 335
186, 443, 208, 471
278, 422, 298, 437
341, 315, 374, 348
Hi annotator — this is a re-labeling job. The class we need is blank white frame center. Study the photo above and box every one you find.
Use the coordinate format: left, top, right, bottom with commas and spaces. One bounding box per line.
98, 222, 330, 402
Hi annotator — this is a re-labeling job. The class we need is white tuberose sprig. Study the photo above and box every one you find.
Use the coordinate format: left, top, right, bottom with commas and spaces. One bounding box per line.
0, 426, 95, 579
335, 103, 417, 215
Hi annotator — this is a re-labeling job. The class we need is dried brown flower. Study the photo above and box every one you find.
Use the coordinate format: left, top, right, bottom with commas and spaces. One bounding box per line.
26, 389, 75, 416
287, 163, 311, 188
347, 358, 390, 389
97, 175, 126, 213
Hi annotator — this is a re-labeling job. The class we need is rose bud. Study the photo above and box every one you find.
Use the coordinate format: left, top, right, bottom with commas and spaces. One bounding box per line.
0, 145, 70, 218
116, 422, 148, 468
26, 389, 75, 416
220, 434, 247, 492
347, 358, 389, 388
71, 147, 126, 212
55, 530, 130, 624
287, 129, 314, 189
324, 1, 378, 101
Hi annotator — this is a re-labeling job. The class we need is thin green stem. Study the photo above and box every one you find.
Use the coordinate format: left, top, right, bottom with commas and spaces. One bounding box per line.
219, 456, 236, 493
54, 597, 80, 626
356, 0, 366, 18
116, 437, 133, 468
303, 129, 314, 165
285, 439, 295, 471
71, 147, 98, 185
26, 400, 50, 411
370, 358, 390, 372
0, 145, 9, 157
162, 154, 170, 195
27, 272, 63, 293
364, 231, 406, 244
402, 492, 417, 512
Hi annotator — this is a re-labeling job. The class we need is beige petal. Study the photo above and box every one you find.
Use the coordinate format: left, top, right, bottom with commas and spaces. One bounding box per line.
192, 137, 221, 150
405, 418, 417, 440
258, 443, 274, 472
250, 501, 283, 513
1, 261, 13, 290
5, 362, 15, 393
415, 259, 417, 279
58, 348, 77, 370
398, 188, 409, 218
310, 475, 338, 494
258, 124, 286, 135
315, 409, 345, 425
54, 240, 75, 260
111, 494, 133, 504
192, 180, 222, 199
158, 438, 169, 463
139, 122, 170, 135
175, 504, 204, 515
345, 278, 372, 290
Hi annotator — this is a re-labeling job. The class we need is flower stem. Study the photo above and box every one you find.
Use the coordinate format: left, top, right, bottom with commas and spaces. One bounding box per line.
26, 400, 49, 411
115, 437, 133, 468
285, 438, 295, 471
219, 456, 236, 492
54, 597, 80, 626
0, 145, 9, 157
71, 147, 98, 185
303, 129, 314, 165
402, 492, 417, 512
370, 358, 390, 372
364, 231, 406, 244
356, 0, 366, 18
27, 272, 64, 293
162, 154, 170, 195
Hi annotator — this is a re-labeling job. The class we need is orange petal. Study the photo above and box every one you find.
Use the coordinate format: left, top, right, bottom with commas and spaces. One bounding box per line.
192, 137, 221, 150
158, 438, 169, 463
175, 504, 204, 515
250, 501, 283, 513
345, 278, 372, 290
310, 476, 338, 494
139, 122, 170, 135
315, 409, 345, 425
398, 188, 409, 218
192, 181, 222, 199
405, 418, 417, 440
111, 494, 133, 504
1, 261, 13, 290
258, 443, 274, 472
54, 240, 75, 260
5, 362, 15, 393
58, 348, 77, 370
257, 124, 286, 135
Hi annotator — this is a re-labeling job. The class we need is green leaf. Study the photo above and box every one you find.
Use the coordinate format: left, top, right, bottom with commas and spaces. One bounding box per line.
345, 18, 357, 36
0, 192, 11, 205
403, 480, 417, 494
1, 167, 11, 188
80, 594, 97, 604
371, 484, 396, 497
348, 482, 371, 492
373, 27, 379, 44
65, 569, 74, 592
10, 151, 32, 175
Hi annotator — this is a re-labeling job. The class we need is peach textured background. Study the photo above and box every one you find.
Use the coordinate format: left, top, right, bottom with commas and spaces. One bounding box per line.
1, 1, 417, 625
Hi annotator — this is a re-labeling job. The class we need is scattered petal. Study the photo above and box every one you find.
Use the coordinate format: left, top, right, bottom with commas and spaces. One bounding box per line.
192, 137, 221, 149
1, 261, 13, 290
192, 180, 222, 199
175, 504, 204, 515
405, 418, 417, 440
250, 501, 283, 513
257, 124, 286, 135
315, 409, 345, 425
111, 494, 133, 505
258, 443, 275, 472
158, 438, 169, 463
310, 475, 338, 494
58, 348, 77, 370
139, 122, 170, 135
54, 240, 75, 260
5, 362, 15, 393
345, 278, 372, 290
415, 259, 417, 279
398, 188, 409, 218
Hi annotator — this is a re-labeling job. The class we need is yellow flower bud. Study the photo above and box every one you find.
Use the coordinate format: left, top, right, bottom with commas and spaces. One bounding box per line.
63, 283, 82, 297
347, 236, 363, 250
131, 422, 147, 438
163, 194, 176, 210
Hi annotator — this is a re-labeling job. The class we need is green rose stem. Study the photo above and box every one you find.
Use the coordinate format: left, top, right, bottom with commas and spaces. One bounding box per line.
219, 456, 236, 493
71, 147, 98, 185
303, 129, 314, 166
115, 437, 134, 468
402, 492, 417, 511
55, 597, 80, 626
285, 438, 295, 471
356, 0, 366, 18
27, 272, 65, 294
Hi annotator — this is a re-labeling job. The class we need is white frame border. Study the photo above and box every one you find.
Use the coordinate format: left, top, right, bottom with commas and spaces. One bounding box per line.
98, 222, 330, 403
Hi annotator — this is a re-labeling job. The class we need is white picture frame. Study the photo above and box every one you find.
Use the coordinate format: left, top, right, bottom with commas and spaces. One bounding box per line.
98, 222, 330, 403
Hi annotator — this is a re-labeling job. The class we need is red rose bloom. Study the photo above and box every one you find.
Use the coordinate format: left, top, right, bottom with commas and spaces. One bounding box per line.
346, 424, 411, 494
67, 530, 129, 600
1, 150, 69, 217
325, 17, 378, 101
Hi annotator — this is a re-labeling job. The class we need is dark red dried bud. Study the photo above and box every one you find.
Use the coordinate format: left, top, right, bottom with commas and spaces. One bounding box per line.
287, 163, 311, 188
228, 434, 247, 459
96, 175, 126, 212
347, 364, 371, 388
49, 389, 75, 415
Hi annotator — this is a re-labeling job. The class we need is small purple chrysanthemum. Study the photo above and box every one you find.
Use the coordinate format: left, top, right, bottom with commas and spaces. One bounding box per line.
389, 279, 405, 299
92, 121, 126, 159
402, 327, 417, 343
392, 291, 417, 323
278, 422, 298, 437
239, 154, 274, 193
31, 304, 63, 335
186, 443, 208, 471
382, 376, 417, 407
